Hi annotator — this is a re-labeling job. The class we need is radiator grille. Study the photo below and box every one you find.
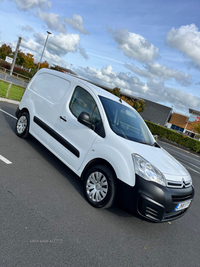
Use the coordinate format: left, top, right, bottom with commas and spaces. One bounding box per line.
167, 180, 191, 189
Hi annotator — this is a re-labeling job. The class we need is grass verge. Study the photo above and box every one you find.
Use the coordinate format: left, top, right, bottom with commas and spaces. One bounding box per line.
0, 80, 25, 101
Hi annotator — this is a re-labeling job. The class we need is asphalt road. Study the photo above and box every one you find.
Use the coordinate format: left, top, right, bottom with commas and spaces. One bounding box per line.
0, 101, 200, 267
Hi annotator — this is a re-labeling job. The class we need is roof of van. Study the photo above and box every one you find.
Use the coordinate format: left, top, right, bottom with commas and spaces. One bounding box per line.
37, 68, 120, 102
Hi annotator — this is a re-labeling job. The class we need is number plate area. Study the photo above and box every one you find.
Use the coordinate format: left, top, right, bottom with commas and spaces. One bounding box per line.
174, 200, 191, 211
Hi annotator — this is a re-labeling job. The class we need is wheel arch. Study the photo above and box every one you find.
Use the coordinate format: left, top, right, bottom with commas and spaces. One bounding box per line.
81, 158, 117, 181
16, 107, 30, 118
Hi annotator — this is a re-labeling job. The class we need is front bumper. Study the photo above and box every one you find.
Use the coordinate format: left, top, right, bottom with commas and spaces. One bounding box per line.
117, 174, 194, 222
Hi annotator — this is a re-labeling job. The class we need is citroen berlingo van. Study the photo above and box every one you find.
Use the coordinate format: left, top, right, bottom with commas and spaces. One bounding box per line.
15, 69, 194, 222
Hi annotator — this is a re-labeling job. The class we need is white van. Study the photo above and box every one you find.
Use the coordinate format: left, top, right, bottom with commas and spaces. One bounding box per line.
15, 69, 194, 222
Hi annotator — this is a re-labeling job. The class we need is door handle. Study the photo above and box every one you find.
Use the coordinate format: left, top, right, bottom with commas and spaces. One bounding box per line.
60, 116, 67, 122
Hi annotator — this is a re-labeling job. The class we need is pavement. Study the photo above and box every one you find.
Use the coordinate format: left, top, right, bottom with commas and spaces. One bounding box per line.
0, 97, 20, 105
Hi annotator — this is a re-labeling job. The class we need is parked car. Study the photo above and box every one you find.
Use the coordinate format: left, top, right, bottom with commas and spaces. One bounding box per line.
15, 69, 194, 222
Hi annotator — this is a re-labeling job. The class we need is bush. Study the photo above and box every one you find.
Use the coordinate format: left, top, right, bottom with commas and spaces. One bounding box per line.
146, 121, 200, 153
13, 66, 33, 78
0, 60, 11, 70
0, 60, 33, 78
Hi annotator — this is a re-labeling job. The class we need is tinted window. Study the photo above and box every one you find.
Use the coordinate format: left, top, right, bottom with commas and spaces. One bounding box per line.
70, 86, 105, 137
100, 96, 154, 145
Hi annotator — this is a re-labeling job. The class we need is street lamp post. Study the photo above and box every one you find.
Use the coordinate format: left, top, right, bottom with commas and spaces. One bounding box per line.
37, 31, 51, 71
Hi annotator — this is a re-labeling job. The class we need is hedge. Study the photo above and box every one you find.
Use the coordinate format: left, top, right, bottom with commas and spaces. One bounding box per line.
146, 121, 200, 153
0, 61, 33, 78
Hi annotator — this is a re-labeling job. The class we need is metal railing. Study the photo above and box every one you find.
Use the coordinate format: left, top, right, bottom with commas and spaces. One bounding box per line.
0, 67, 30, 87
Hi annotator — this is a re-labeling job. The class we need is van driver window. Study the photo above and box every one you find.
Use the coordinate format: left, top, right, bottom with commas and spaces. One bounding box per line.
69, 86, 101, 130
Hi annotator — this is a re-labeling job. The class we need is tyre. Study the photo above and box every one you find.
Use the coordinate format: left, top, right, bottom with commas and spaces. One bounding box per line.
15, 112, 30, 139
83, 165, 116, 208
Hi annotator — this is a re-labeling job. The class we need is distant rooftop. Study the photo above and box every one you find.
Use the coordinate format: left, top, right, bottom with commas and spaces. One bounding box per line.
52, 65, 77, 75
189, 108, 200, 116
139, 99, 172, 126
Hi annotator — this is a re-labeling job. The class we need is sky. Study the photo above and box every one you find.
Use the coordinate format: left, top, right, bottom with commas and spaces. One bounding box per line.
0, 0, 200, 114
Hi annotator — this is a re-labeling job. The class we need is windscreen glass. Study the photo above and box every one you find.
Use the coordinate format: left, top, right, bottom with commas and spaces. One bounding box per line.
99, 96, 154, 145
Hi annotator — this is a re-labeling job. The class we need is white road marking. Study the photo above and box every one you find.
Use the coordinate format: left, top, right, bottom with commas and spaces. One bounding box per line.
181, 162, 200, 175
177, 157, 200, 171
0, 108, 17, 120
0, 155, 12, 164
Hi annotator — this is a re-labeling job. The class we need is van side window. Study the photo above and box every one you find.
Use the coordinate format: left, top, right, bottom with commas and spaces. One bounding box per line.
70, 86, 105, 137
30, 73, 70, 104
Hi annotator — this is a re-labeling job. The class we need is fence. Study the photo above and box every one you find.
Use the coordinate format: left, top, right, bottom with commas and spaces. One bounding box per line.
0, 66, 30, 87
0, 78, 25, 101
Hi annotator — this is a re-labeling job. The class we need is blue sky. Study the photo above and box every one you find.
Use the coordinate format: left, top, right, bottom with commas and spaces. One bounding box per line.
0, 0, 200, 114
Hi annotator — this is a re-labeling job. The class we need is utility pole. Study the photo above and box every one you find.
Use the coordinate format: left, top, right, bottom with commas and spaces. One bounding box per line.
10, 37, 22, 76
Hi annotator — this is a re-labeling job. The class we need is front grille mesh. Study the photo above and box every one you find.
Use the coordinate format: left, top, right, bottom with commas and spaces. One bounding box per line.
167, 180, 191, 189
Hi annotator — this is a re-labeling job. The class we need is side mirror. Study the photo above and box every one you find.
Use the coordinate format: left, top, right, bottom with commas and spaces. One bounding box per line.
78, 112, 95, 130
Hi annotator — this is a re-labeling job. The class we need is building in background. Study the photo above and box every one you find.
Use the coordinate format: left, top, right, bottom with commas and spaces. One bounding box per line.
167, 109, 200, 139
139, 99, 172, 127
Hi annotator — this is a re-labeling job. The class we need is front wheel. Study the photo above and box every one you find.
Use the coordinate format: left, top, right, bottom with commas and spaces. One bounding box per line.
83, 165, 116, 208
15, 112, 30, 139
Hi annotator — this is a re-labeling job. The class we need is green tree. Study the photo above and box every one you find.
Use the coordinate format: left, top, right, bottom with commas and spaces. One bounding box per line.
16, 50, 25, 66
109, 87, 121, 97
109, 87, 145, 113
23, 53, 34, 69
193, 121, 200, 138
0, 44, 13, 60
37, 60, 49, 70
132, 100, 145, 113
30, 66, 38, 76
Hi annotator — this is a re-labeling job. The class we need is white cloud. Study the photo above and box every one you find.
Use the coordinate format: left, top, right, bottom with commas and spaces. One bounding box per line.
20, 36, 70, 67
125, 64, 153, 79
42, 49, 69, 66
10, 0, 51, 10
21, 37, 41, 52
166, 24, 200, 67
64, 14, 90, 35
20, 31, 88, 61
78, 47, 88, 60
125, 62, 192, 86
146, 62, 192, 86
109, 28, 159, 63
75, 65, 200, 113
75, 65, 146, 93
20, 25, 34, 32
33, 32, 80, 56
37, 9, 67, 33
101, 65, 116, 78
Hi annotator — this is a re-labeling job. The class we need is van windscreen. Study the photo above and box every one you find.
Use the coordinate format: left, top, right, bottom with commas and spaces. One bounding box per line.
99, 96, 154, 145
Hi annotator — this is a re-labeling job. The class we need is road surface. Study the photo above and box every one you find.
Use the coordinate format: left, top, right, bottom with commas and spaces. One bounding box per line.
0, 101, 200, 267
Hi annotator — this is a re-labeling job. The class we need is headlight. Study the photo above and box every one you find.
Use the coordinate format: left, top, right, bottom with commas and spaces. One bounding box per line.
132, 154, 166, 186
